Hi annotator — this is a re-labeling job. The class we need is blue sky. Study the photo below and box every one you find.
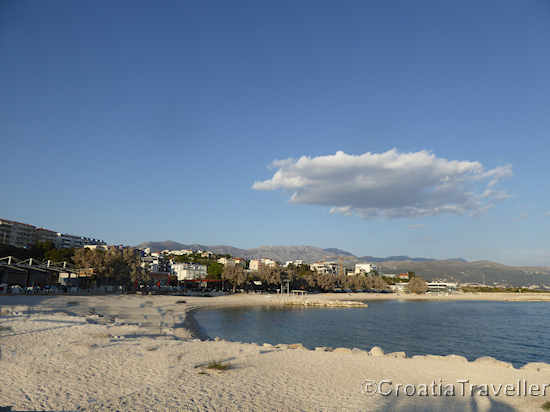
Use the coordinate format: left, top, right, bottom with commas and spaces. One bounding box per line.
1, 1, 549, 265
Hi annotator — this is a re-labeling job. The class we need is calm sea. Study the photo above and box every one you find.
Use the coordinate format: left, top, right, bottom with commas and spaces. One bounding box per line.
194, 300, 550, 368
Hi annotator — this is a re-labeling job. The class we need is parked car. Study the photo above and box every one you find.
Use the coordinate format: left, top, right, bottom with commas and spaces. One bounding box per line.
10, 285, 24, 294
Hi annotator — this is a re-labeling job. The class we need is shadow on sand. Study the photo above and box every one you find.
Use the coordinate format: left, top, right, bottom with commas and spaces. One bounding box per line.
374, 395, 519, 412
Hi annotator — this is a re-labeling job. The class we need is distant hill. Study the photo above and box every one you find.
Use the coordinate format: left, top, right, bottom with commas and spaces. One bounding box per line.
136, 241, 247, 257
359, 255, 437, 262
137, 242, 353, 262
136, 241, 550, 287
245, 245, 352, 262
323, 248, 355, 257
377, 259, 550, 287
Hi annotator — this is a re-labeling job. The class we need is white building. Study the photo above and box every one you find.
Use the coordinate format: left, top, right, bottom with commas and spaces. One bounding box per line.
390, 283, 408, 293
311, 261, 338, 275
427, 282, 457, 293
249, 259, 260, 271
284, 260, 304, 267
354, 263, 377, 275
166, 249, 194, 256
172, 263, 207, 281
250, 258, 277, 271
218, 257, 229, 265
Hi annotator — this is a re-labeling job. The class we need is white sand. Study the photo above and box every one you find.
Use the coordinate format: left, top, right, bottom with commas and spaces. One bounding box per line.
1, 293, 549, 411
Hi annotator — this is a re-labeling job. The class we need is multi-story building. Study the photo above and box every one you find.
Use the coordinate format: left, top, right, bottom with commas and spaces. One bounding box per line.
55, 233, 84, 249
171, 263, 207, 281
81, 237, 106, 247
249, 258, 277, 271
311, 261, 338, 275
34, 228, 58, 244
141, 254, 171, 273
249, 259, 260, 271
284, 260, 304, 267
0, 217, 106, 249
0, 219, 36, 248
162, 249, 194, 256
354, 263, 378, 276
218, 257, 245, 266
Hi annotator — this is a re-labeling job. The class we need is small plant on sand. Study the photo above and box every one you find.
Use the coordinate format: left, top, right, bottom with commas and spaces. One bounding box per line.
0, 325, 13, 333
206, 360, 231, 371
542, 401, 550, 410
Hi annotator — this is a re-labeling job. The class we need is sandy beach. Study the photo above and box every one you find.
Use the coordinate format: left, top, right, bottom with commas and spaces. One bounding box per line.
1, 293, 550, 411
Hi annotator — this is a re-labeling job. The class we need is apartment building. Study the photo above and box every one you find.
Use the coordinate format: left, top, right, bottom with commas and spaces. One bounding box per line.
0, 217, 106, 249
171, 263, 207, 281
311, 261, 338, 275
284, 260, 304, 267
0, 219, 36, 248
35, 228, 58, 244
354, 263, 378, 275
249, 258, 277, 271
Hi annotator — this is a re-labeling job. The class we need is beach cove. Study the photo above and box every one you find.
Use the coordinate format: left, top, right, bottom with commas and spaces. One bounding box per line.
1, 293, 550, 411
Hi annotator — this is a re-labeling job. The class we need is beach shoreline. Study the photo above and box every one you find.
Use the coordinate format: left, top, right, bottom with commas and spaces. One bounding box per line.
1, 293, 550, 411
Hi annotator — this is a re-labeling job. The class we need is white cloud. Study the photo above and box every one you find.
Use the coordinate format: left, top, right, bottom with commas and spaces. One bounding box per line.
252, 149, 512, 219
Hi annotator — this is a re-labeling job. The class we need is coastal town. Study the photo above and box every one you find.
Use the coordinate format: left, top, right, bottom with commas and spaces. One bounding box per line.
1, 217, 545, 296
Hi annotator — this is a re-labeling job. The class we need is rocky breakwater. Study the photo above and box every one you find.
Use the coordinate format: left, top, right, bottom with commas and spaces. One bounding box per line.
279, 296, 367, 308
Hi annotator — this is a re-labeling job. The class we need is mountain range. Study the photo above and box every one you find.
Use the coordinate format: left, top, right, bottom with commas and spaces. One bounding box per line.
137, 241, 550, 287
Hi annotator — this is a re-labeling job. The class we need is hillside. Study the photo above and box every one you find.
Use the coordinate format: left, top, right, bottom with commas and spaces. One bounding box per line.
378, 260, 550, 287
136, 241, 550, 287
137, 242, 351, 262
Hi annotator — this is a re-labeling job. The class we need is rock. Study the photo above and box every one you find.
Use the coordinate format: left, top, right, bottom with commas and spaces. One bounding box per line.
288, 343, 306, 350
445, 354, 468, 363
276, 344, 289, 350
473, 356, 514, 369
315, 346, 330, 352
262, 343, 273, 348
520, 362, 550, 372
425, 355, 446, 360
386, 351, 406, 359
352, 348, 368, 355
333, 347, 353, 354
214, 337, 221, 342
369, 346, 384, 357
412, 355, 426, 360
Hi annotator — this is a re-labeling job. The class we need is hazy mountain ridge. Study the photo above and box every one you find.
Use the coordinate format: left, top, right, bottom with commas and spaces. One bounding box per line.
378, 259, 550, 287
137, 242, 349, 262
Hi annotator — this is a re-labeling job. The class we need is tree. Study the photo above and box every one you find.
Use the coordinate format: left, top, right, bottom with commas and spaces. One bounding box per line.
316, 273, 337, 291
407, 276, 428, 294
207, 262, 223, 279
223, 264, 247, 292
258, 265, 282, 288
73, 247, 147, 286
